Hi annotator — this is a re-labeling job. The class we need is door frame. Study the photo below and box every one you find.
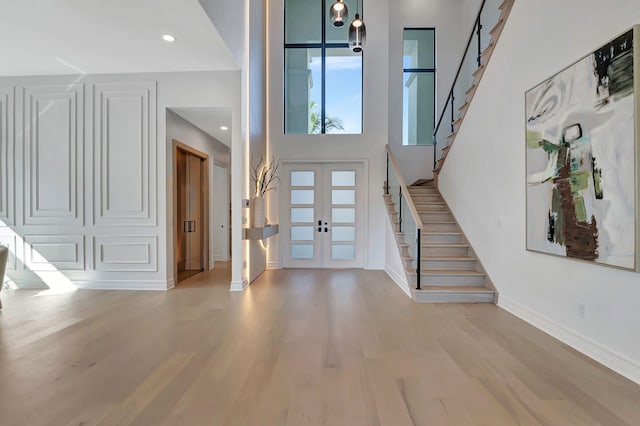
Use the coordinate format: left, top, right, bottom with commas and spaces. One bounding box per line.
279, 159, 369, 269
173, 139, 210, 284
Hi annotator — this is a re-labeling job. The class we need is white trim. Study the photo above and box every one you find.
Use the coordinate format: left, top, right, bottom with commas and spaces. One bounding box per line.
229, 278, 249, 292
384, 266, 412, 298
267, 261, 282, 269
7, 279, 171, 291
498, 295, 640, 385
166, 279, 175, 290
364, 262, 385, 270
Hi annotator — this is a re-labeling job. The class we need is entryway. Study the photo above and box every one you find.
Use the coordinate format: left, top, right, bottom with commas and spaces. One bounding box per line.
174, 141, 209, 284
281, 162, 365, 268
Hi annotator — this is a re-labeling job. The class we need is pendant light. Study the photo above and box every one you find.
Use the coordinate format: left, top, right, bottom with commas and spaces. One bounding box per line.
348, 0, 366, 53
330, 0, 349, 28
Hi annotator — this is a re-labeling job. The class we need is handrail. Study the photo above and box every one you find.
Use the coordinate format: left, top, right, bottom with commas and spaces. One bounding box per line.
432, 0, 488, 169
385, 145, 423, 230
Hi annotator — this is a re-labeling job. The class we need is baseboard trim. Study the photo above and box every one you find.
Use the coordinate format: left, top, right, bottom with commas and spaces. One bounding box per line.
498, 295, 640, 385
364, 262, 384, 270
166, 279, 175, 290
229, 279, 249, 292
75, 280, 170, 291
267, 261, 282, 269
384, 265, 411, 298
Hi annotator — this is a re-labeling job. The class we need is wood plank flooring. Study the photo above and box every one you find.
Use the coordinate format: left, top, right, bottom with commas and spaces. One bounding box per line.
1, 265, 639, 425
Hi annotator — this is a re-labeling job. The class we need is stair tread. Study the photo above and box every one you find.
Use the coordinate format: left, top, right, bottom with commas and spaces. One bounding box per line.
422, 270, 484, 276
422, 255, 474, 260
414, 286, 494, 293
422, 243, 468, 248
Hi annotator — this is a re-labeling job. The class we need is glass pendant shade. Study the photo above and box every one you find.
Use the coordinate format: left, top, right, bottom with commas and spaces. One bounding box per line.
348, 14, 366, 52
330, 0, 349, 28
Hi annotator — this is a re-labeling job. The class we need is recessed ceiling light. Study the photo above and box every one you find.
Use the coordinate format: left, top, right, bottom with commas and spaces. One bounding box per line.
162, 34, 176, 42
220, 126, 229, 131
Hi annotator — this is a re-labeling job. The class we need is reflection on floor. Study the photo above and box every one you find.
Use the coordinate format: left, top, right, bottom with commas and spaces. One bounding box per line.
0, 268, 639, 425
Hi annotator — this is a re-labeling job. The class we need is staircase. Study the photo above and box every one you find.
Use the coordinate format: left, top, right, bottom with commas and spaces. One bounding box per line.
433, 0, 515, 177
384, 179, 496, 303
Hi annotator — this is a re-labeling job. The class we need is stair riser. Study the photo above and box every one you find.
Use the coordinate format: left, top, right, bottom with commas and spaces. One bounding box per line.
415, 204, 448, 212
422, 275, 486, 286
423, 246, 468, 257
411, 194, 444, 204
423, 223, 460, 232
420, 213, 454, 222
412, 291, 495, 303
423, 234, 462, 244
422, 259, 477, 270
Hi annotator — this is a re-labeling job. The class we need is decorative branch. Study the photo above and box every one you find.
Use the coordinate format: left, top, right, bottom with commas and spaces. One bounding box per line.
250, 156, 280, 198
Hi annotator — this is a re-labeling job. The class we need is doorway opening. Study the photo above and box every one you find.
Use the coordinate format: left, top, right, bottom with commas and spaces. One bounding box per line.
281, 162, 365, 268
174, 141, 209, 284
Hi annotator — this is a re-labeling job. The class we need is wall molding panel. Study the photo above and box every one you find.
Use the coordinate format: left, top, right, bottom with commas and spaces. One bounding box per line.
94, 235, 158, 272
0, 86, 15, 225
93, 82, 157, 226
23, 84, 84, 226
23, 235, 85, 271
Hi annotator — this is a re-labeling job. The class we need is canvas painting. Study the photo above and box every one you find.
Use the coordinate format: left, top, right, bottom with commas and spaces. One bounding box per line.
526, 27, 638, 270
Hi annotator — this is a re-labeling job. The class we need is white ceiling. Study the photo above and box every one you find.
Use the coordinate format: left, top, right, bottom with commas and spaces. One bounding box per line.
171, 108, 232, 147
0, 0, 239, 76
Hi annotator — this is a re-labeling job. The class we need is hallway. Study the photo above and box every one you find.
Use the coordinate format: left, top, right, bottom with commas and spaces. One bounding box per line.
1, 268, 639, 425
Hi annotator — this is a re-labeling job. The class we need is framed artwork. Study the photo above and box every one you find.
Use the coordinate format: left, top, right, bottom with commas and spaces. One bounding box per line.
526, 25, 639, 270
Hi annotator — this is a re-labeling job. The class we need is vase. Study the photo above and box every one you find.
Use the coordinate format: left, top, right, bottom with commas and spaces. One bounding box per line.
252, 196, 266, 228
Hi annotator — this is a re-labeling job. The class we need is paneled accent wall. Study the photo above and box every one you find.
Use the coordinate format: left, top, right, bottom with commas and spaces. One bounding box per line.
23, 84, 84, 226
94, 82, 156, 226
94, 235, 158, 272
0, 76, 164, 289
0, 86, 14, 225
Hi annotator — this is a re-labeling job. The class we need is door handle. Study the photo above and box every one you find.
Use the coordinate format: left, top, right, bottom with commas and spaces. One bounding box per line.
318, 219, 322, 233
324, 222, 328, 232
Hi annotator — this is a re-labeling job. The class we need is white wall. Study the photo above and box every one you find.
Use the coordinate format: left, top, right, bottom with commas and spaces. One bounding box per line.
267, 0, 390, 270
0, 71, 241, 290
439, 0, 640, 384
388, 0, 482, 185
166, 110, 230, 270
200, 0, 267, 288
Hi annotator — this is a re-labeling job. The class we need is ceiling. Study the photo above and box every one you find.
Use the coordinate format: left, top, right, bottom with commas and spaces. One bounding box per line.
0, 0, 239, 76
171, 108, 232, 147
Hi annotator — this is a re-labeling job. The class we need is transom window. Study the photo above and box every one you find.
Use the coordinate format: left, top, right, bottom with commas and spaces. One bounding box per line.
403, 28, 436, 145
284, 0, 363, 134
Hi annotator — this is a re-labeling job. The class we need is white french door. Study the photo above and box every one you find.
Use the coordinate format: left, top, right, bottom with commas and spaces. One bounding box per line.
282, 162, 364, 268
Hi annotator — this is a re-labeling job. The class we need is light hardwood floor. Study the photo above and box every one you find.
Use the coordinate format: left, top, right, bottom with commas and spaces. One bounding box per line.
1, 266, 639, 425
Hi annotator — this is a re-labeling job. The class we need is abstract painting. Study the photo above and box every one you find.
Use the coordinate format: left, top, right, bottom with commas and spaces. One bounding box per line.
526, 26, 639, 270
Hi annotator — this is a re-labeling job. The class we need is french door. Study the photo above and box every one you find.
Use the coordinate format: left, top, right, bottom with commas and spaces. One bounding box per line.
282, 162, 364, 268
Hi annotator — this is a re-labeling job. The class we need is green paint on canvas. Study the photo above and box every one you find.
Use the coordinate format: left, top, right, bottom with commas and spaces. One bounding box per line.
570, 171, 590, 192
574, 196, 588, 223
527, 130, 543, 149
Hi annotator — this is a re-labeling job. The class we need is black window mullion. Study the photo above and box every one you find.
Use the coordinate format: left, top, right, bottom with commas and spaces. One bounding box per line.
321, 0, 326, 133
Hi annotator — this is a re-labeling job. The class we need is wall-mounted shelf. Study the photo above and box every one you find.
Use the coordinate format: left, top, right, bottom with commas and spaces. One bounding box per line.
243, 224, 279, 240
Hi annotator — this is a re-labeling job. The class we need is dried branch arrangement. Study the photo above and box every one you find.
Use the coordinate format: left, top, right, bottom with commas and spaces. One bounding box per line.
251, 156, 280, 198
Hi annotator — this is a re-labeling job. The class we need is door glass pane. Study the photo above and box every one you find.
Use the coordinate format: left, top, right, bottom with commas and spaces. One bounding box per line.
332, 226, 355, 241
291, 226, 314, 241
285, 0, 321, 43
291, 171, 315, 186
332, 244, 355, 259
332, 208, 355, 223
332, 171, 355, 186
291, 189, 314, 204
291, 207, 314, 223
285, 48, 322, 134
325, 48, 362, 134
332, 189, 355, 205
292, 244, 314, 259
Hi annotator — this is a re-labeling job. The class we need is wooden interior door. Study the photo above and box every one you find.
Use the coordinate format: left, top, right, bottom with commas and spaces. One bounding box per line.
175, 142, 209, 284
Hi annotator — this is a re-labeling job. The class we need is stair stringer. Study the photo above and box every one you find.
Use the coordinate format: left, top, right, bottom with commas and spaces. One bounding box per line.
383, 194, 412, 298
439, 195, 499, 303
